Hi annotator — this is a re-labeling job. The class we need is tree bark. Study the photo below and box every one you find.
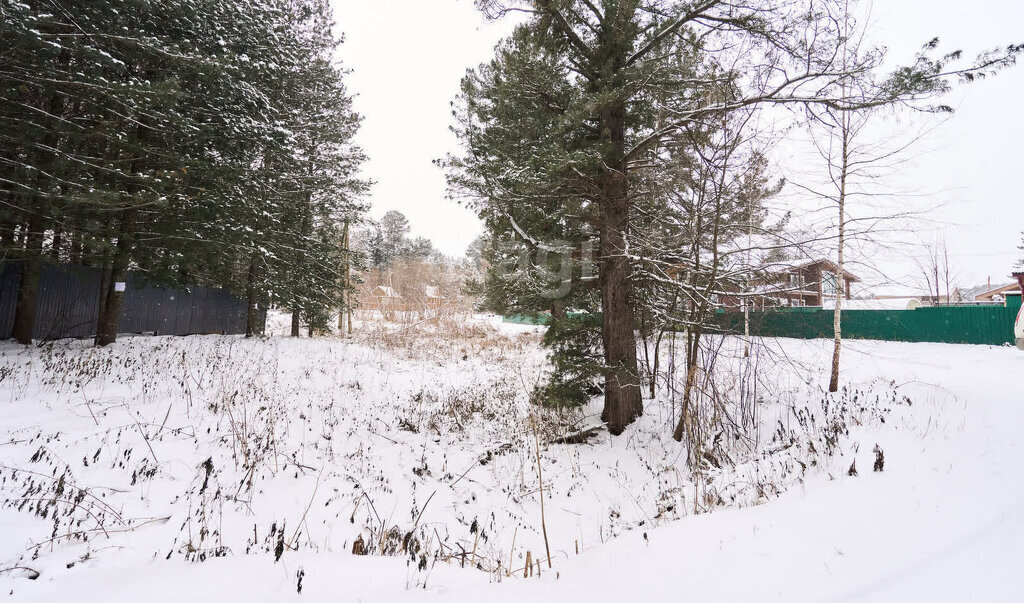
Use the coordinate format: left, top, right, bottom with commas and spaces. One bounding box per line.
828, 115, 850, 393
672, 329, 702, 444
11, 212, 44, 344
650, 329, 664, 399
338, 221, 353, 335
95, 212, 133, 346
550, 299, 567, 321
0, 200, 14, 251
598, 101, 643, 435
11, 89, 62, 343
95, 124, 142, 347
743, 298, 751, 358
290, 308, 300, 337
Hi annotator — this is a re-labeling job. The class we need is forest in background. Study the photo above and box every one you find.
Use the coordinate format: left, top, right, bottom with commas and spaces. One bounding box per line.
0, 0, 367, 344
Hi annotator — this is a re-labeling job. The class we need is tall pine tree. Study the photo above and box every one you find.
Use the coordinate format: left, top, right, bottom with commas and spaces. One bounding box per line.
450, 0, 1020, 434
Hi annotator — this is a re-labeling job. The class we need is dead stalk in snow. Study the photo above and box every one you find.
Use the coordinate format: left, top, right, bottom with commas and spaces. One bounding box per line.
507, 526, 518, 577
532, 419, 552, 569
411, 490, 436, 533
123, 403, 158, 465
82, 393, 99, 426
288, 468, 323, 549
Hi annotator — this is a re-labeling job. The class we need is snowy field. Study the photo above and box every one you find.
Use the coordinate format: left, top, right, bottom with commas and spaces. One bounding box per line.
1, 315, 1022, 601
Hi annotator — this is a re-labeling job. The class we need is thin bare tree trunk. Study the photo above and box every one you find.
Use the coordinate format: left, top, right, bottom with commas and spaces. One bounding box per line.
339, 222, 350, 332
672, 126, 730, 445
829, 107, 850, 393
828, 1, 854, 393
743, 295, 751, 358
649, 329, 662, 400
673, 329, 701, 443
246, 253, 262, 337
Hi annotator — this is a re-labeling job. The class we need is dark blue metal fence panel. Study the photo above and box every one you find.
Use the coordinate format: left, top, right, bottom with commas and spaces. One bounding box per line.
0, 261, 263, 340
35, 263, 103, 340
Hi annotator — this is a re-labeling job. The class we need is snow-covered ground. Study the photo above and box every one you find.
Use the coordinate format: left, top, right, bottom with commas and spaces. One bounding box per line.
1, 315, 1022, 601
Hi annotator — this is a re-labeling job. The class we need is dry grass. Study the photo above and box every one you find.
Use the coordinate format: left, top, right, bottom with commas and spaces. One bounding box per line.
350, 312, 541, 364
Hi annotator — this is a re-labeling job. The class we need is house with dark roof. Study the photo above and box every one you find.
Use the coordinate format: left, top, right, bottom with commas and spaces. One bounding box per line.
768, 259, 860, 307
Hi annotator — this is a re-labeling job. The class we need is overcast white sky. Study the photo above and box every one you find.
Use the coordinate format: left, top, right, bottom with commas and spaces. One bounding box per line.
331, 0, 1023, 291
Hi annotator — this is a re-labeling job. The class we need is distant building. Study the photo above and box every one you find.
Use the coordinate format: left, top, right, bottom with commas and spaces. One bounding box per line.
369, 284, 447, 316
422, 285, 445, 311
767, 259, 860, 308
968, 282, 1021, 303
948, 278, 1022, 306
371, 285, 403, 311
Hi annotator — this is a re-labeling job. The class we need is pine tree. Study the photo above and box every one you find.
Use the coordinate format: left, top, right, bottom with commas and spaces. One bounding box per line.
0, 0, 367, 344
452, 0, 1020, 435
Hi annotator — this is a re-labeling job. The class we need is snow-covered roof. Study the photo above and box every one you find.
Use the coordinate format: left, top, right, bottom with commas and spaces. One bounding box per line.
764, 258, 860, 282
971, 282, 1020, 300
957, 285, 994, 301
374, 285, 400, 298
794, 258, 860, 282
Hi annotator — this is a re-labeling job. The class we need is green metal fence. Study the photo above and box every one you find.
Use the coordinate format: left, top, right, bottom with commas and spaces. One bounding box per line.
503, 311, 592, 326
505, 301, 1021, 346
709, 304, 1020, 346
503, 314, 552, 326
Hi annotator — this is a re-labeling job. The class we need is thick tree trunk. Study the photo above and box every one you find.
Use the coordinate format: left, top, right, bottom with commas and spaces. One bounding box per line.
550, 299, 567, 321
11, 120, 57, 344
290, 309, 300, 337
598, 102, 642, 435
12, 87, 67, 342
97, 265, 111, 326
95, 213, 132, 346
0, 199, 14, 251
11, 212, 44, 344
96, 112, 148, 347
